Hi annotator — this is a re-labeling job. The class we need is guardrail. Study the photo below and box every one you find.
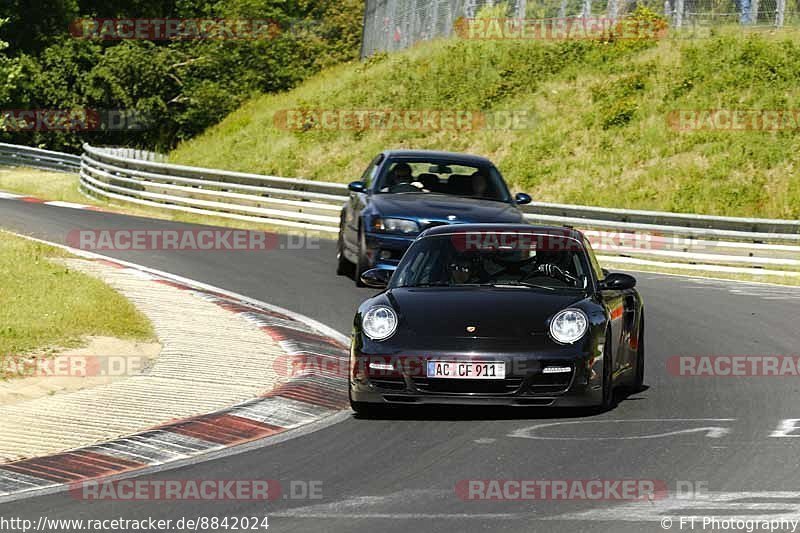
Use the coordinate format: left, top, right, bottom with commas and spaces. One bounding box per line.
0, 143, 81, 173
1, 142, 798, 277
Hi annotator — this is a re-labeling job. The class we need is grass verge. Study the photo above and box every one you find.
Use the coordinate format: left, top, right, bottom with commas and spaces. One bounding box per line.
169, 25, 800, 219
0, 231, 155, 361
603, 261, 800, 287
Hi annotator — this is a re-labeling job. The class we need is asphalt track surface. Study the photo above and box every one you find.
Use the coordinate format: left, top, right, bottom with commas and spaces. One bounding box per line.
1, 198, 800, 533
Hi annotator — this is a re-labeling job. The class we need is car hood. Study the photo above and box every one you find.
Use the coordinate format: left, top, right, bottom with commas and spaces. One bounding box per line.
386, 287, 588, 340
370, 193, 524, 224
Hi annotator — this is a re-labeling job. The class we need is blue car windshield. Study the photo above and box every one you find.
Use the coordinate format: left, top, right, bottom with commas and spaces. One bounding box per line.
390, 233, 590, 291
375, 159, 511, 202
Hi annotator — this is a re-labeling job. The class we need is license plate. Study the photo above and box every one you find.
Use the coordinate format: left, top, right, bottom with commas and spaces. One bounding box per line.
426, 361, 505, 379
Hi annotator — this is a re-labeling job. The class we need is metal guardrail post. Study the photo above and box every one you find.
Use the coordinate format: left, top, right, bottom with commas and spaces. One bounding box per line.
608, 0, 619, 20
749, 0, 760, 24
776, 0, 785, 26
515, 0, 527, 18
2, 142, 800, 277
582, 0, 592, 18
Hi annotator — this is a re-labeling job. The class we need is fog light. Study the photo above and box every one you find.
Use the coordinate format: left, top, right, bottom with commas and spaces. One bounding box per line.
379, 250, 393, 260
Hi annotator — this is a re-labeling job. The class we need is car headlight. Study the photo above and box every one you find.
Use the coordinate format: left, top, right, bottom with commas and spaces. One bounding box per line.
549, 308, 588, 344
362, 306, 398, 341
372, 217, 419, 235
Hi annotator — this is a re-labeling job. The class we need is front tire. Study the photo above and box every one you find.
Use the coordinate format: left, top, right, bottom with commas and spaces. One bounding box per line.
349, 388, 381, 418
336, 223, 351, 276
355, 227, 369, 287
350, 400, 377, 417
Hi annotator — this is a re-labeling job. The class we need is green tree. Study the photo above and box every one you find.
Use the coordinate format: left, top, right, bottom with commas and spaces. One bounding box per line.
0, 0, 79, 55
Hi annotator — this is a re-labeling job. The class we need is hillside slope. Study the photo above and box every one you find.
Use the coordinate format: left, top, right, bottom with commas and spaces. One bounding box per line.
170, 27, 800, 219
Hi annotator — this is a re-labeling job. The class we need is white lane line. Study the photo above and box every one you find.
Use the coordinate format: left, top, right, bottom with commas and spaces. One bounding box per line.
43, 201, 91, 209
270, 490, 531, 520
618, 267, 800, 288
547, 491, 800, 522
600, 256, 800, 277
0, 191, 24, 199
672, 278, 800, 300
509, 419, 736, 441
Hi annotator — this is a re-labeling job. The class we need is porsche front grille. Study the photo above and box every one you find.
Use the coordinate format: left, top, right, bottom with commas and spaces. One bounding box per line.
410, 377, 524, 395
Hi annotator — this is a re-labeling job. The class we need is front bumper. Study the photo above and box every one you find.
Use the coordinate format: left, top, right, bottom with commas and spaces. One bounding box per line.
350, 350, 605, 407
363, 232, 415, 269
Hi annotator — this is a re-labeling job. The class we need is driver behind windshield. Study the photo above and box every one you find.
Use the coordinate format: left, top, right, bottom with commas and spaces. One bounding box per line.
448, 258, 479, 285
392, 236, 588, 290
380, 162, 418, 192
471, 171, 489, 198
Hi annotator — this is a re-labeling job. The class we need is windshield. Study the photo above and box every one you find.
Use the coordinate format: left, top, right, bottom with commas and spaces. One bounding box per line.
390, 233, 590, 291
375, 158, 511, 202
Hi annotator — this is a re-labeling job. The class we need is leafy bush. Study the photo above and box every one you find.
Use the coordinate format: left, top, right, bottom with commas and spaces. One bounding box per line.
0, 0, 364, 151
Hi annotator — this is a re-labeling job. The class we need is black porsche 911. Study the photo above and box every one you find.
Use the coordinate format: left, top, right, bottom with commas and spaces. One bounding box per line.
349, 224, 645, 415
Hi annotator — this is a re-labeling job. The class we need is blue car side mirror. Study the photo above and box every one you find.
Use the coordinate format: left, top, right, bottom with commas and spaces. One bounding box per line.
349, 181, 366, 193
514, 192, 532, 205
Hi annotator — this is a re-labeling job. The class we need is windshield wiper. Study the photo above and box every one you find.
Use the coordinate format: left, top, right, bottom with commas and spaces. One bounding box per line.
458, 195, 507, 203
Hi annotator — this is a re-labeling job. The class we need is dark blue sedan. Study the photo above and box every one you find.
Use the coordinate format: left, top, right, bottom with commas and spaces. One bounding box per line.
336, 150, 532, 286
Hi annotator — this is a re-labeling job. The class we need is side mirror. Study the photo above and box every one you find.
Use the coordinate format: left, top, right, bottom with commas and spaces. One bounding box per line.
598, 272, 636, 291
360, 268, 392, 289
348, 181, 366, 193
514, 192, 532, 205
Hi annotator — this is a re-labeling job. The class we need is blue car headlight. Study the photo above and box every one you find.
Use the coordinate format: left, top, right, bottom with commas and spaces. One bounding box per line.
371, 217, 420, 235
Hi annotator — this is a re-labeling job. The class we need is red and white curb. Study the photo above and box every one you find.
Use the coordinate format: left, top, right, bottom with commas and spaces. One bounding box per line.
0, 236, 351, 502
0, 190, 105, 211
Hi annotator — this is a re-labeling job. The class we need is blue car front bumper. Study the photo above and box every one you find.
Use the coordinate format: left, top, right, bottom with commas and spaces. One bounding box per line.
363, 232, 416, 269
